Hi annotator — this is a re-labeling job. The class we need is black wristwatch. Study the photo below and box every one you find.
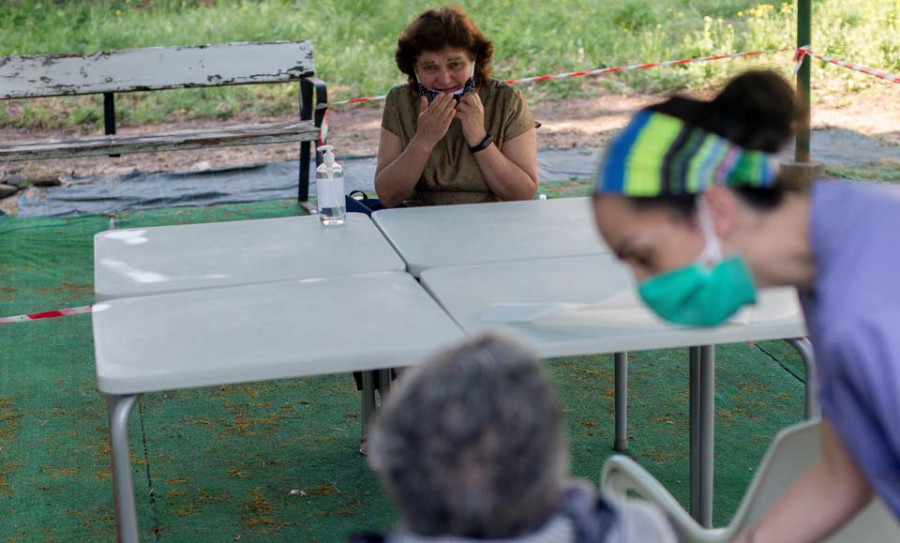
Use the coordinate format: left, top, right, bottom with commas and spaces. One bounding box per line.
469, 133, 494, 154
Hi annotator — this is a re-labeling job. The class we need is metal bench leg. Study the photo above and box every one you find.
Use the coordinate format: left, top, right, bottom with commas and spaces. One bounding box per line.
689, 346, 715, 527
107, 394, 140, 543
785, 337, 818, 418
614, 352, 628, 451
299, 77, 328, 203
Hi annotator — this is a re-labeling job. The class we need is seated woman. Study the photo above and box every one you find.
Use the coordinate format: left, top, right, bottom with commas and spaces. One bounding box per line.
354, 335, 677, 543
353, 5, 539, 454
374, 5, 539, 207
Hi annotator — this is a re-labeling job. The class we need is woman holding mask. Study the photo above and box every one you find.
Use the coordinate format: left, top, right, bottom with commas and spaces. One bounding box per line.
352, 6, 540, 455
592, 70, 900, 541
373, 5, 539, 207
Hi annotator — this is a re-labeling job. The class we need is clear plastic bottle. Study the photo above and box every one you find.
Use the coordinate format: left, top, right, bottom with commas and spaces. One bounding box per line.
315, 145, 345, 225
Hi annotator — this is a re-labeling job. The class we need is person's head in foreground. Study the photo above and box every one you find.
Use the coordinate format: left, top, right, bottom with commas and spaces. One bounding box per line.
593, 70, 799, 327
359, 334, 676, 542
594, 70, 900, 541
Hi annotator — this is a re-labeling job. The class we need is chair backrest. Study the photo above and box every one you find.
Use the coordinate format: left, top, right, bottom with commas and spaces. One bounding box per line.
731, 419, 821, 530
0, 41, 315, 99
603, 419, 899, 542
726, 419, 899, 541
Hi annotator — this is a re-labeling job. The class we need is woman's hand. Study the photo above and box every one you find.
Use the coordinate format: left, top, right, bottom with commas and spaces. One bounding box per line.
414, 93, 456, 149
456, 92, 486, 146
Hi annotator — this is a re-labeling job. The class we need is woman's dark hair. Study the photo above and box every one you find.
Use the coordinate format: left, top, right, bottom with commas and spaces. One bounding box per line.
633, 70, 799, 219
395, 5, 494, 88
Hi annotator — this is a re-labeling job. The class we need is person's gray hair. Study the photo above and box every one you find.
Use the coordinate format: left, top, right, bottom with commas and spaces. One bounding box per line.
368, 334, 568, 538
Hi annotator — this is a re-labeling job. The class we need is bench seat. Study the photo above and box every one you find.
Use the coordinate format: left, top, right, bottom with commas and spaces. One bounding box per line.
0, 121, 319, 162
0, 41, 327, 200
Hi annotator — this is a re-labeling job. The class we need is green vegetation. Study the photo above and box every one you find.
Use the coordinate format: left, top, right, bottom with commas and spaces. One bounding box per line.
1, 0, 899, 129
828, 160, 900, 182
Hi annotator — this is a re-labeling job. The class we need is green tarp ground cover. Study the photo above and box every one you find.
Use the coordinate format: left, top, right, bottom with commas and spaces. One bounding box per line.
0, 197, 805, 541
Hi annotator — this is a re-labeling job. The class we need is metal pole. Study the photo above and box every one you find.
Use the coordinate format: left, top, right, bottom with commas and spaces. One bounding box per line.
796, 0, 812, 162
613, 352, 628, 451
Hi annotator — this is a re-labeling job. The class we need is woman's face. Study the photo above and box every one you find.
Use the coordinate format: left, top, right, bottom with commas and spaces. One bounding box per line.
593, 194, 706, 283
415, 48, 474, 92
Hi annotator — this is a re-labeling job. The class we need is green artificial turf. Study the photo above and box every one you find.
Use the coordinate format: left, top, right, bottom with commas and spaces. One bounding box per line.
0, 197, 806, 541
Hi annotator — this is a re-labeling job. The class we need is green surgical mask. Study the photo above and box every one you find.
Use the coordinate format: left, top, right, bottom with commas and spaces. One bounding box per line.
637, 199, 757, 327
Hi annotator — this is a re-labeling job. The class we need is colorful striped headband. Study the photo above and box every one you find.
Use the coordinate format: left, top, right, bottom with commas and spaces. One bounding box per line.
595, 110, 780, 197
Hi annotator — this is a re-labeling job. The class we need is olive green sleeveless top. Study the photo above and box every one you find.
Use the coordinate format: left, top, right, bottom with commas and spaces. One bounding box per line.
381, 80, 535, 206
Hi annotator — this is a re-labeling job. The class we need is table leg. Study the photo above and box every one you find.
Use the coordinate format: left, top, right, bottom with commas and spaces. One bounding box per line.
107, 394, 140, 543
689, 346, 715, 527
689, 347, 701, 521
361, 371, 377, 439
699, 345, 715, 528
613, 352, 628, 452
376, 368, 393, 404
785, 337, 818, 418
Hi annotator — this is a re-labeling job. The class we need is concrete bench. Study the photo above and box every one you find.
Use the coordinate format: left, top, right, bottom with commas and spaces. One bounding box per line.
0, 41, 328, 201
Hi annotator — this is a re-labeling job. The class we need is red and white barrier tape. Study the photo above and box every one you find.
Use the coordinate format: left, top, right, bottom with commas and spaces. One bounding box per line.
0, 304, 92, 325
331, 47, 787, 105
504, 48, 785, 85
794, 45, 900, 83
332, 94, 388, 106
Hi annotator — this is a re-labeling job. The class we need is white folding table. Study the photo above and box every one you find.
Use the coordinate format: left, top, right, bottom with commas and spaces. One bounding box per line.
371, 197, 609, 278
420, 255, 812, 527
93, 272, 466, 543
94, 212, 405, 300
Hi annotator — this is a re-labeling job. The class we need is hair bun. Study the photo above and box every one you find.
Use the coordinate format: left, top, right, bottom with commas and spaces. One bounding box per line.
710, 70, 798, 153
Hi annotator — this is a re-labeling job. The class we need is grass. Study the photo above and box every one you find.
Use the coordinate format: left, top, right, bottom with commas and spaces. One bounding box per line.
828, 160, 900, 182
2, 0, 900, 130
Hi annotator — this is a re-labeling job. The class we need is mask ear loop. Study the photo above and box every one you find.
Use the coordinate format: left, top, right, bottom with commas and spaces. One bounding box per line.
695, 196, 723, 266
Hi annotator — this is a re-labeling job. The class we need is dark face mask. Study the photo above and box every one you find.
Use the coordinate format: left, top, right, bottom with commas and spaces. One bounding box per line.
415, 63, 476, 103
417, 77, 475, 103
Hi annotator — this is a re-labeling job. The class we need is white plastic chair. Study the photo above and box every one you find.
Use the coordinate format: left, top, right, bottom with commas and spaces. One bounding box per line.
601, 419, 899, 542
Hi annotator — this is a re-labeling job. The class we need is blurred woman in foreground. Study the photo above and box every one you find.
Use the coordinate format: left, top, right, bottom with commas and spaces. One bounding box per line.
593, 70, 900, 541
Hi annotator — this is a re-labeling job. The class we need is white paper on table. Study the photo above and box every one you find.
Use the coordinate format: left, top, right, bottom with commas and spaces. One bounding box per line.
478, 287, 799, 326
478, 302, 590, 323
729, 287, 800, 324
479, 289, 648, 324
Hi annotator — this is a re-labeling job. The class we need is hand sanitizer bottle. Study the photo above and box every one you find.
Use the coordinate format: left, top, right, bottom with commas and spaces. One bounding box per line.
316, 145, 345, 225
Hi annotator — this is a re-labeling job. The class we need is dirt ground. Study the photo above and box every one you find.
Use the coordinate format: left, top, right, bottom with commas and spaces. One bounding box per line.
2, 84, 899, 188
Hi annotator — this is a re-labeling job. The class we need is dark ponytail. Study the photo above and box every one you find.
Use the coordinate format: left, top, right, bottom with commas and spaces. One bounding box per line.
634, 70, 797, 217
709, 70, 798, 152
648, 70, 797, 153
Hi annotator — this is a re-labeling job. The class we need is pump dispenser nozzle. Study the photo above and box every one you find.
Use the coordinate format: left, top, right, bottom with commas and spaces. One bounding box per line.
317, 145, 335, 167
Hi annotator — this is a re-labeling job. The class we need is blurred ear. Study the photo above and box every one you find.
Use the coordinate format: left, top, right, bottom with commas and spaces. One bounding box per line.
701, 185, 738, 241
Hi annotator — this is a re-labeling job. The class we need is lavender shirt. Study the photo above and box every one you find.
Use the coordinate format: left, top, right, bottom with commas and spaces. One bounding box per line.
801, 180, 900, 516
